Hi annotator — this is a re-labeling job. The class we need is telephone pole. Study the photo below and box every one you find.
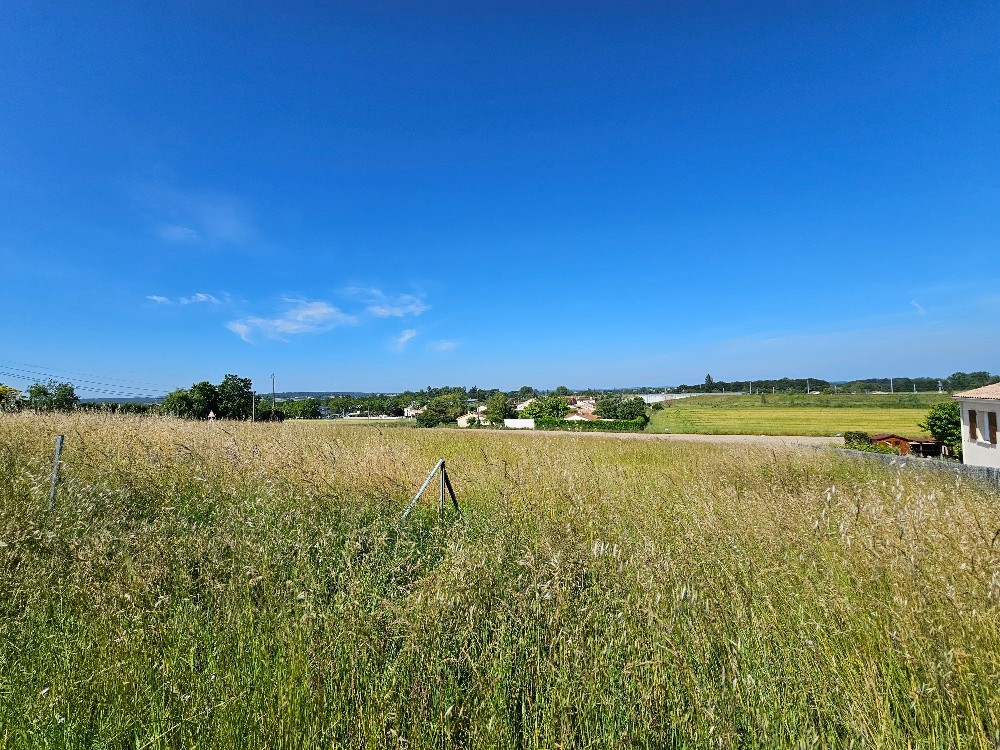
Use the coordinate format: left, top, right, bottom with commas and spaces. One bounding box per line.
271, 373, 276, 413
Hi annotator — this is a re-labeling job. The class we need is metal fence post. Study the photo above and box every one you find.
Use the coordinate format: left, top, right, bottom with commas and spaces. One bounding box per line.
439, 461, 447, 519
399, 459, 460, 524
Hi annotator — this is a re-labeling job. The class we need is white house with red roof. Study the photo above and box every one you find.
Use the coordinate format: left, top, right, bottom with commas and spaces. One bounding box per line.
955, 383, 1000, 469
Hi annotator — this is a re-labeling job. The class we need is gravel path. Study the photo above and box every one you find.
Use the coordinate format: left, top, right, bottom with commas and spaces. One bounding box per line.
443, 427, 843, 448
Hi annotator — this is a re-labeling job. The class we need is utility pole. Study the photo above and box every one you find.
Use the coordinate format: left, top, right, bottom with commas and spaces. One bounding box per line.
252, 391, 256, 422
807, 379, 810, 393
890, 377, 894, 394
271, 373, 276, 413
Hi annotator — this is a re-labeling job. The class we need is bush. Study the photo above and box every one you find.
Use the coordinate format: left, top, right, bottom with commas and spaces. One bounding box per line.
844, 431, 871, 449
535, 417, 648, 433
843, 432, 899, 455
520, 395, 571, 420
595, 395, 648, 421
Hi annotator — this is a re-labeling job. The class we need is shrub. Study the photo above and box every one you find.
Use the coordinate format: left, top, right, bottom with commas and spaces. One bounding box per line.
843, 431, 871, 449
594, 395, 648, 421
843, 432, 899, 455
534, 417, 648, 433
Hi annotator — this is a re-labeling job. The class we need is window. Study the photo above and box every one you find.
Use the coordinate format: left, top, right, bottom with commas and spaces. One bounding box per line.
990, 411, 998, 445
969, 409, 978, 441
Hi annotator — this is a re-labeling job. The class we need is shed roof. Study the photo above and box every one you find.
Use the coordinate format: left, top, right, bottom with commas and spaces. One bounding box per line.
954, 383, 1000, 400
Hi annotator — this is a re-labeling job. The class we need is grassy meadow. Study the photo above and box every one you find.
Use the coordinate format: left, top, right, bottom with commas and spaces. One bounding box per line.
647, 393, 950, 437
1, 412, 999, 748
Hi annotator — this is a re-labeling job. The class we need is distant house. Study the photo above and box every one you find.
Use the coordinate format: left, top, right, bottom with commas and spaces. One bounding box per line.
955, 384, 1000, 469
869, 433, 910, 452
870, 433, 945, 458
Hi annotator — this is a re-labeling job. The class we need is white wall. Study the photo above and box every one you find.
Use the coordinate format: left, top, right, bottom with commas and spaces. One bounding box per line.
959, 397, 1000, 469
503, 418, 535, 430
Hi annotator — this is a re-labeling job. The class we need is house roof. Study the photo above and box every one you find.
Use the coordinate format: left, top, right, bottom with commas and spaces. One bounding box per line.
871, 433, 908, 441
954, 383, 1000, 400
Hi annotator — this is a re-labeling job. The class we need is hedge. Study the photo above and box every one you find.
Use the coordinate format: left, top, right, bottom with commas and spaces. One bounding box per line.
534, 417, 648, 433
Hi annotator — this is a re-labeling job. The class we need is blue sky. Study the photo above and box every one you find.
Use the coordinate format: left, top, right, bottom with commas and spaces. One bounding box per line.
2, 1, 999, 396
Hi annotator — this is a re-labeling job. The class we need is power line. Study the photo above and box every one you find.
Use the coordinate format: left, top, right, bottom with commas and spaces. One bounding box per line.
0, 358, 175, 390
0, 368, 168, 399
0, 365, 169, 396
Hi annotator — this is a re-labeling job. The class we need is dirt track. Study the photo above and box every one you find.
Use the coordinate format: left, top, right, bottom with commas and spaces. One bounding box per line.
442, 427, 843, 449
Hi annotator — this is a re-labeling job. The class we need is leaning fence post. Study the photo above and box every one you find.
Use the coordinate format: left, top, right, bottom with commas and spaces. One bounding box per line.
399, 459, 459, 524
47, 434, 64, 511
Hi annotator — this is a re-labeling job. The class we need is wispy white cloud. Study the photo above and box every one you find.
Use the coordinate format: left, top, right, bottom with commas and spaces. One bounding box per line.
392, 328, 417, 352
227, 298, 356, 342
180, 292, 227, 305
345, 287, 429, 318
369, 294, 429, 318
911, 299, 926, 315
157, 224, 200, 243
147, 187, 255, 245
146, 292, 230, 305
427, 340, 459, 352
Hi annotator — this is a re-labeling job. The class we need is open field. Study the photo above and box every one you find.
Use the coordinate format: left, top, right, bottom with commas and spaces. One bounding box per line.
647, 393, 951, 437
2, 413, 999, 748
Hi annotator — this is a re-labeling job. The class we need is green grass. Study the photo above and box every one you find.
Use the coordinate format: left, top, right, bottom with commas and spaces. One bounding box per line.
1, 412, 998, 748
647, 393, 951, 437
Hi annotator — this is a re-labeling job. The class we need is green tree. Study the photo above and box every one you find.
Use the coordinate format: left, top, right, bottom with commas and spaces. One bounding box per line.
217, 374, 254, 419
919, 401, 962, 457
0, 384, 22, 411
704, 374, 714, 392
284, 398, 322, 419
484, 393, 515, 425
521, 395, 570, 419
415, 393, 465, 427
189, 381, 219, 419
26, 380, 77, 412
51, 382, 78, 411
160, 388, 195, 417
595, 395, 648, 422
553, 385, 571, 397
27, 381, 52, 411
516, 385, 537, 402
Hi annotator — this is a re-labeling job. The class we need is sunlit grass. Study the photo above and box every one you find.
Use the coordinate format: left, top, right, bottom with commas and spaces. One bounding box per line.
1, 412, 998, 748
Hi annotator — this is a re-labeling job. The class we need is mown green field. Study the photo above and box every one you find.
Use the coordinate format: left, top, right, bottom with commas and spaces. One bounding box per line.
2, 412, 998, 748
647, 393, 950, 437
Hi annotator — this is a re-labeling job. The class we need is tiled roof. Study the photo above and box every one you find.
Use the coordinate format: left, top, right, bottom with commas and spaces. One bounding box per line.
954, 383, 1000, 400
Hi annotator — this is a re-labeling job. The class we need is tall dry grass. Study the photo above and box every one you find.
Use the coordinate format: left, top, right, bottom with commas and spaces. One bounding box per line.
1, 412, 998, 748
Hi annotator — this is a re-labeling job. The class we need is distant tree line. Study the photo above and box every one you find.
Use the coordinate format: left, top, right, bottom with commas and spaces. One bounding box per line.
4, 370, 996, 423
676, 371, 999, 395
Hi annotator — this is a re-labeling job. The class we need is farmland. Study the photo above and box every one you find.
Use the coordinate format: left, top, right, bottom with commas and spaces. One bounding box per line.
647, 392, 950, 437
1, 412, 998, 748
